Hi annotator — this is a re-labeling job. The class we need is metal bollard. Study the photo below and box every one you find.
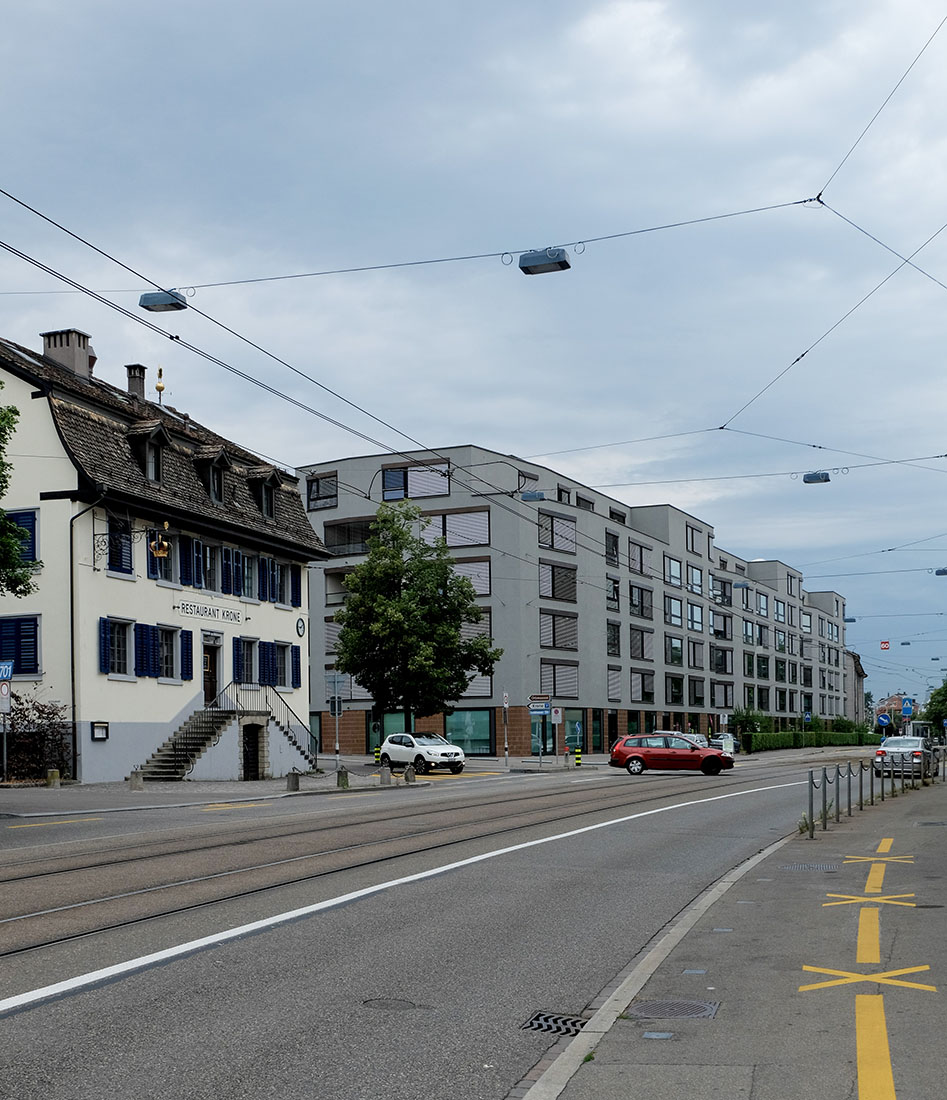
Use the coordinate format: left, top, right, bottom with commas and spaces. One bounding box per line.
821, 767, 828, 830
379, 765, 391, 786
46, 769, 60, 789
374, 746, 380, 765
835, 765, 841, 823
337, 767, 349, 789
286, 771, 300, 792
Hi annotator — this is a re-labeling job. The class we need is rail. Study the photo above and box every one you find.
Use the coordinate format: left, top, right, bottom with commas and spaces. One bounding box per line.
805, 751, 941, 839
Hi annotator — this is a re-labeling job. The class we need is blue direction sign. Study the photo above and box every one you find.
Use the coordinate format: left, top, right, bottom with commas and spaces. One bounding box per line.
877, 714, 891, 727
528, 702, 550, 716
804, 711, 811, 724
0, 661, 12, 680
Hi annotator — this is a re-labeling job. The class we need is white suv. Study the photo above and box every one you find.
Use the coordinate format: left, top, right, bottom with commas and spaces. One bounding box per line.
379, 733, 465, 774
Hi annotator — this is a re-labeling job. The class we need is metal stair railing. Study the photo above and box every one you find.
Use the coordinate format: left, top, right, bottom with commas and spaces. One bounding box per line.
208, 680, 317, 768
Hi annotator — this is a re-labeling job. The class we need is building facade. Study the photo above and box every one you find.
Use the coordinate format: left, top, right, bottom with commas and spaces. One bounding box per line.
0, 329, 327, 782
297, 445, 850, 756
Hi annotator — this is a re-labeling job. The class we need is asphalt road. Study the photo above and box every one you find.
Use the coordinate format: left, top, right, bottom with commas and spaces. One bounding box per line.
0, 761, 903, 1099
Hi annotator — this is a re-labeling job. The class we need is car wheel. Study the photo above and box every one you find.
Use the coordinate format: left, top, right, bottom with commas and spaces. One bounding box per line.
625, 757, 646, 776
379, 753, 392, 769
413, 755, 427, 775
450, 764, 464, 774
701, 758, 722, 776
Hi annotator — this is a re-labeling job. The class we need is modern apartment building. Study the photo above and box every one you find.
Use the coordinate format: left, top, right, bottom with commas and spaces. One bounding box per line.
298, 445, 854, 757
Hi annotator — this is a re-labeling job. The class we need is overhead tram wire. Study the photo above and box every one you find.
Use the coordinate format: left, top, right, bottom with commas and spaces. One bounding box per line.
817, 12, 947, 198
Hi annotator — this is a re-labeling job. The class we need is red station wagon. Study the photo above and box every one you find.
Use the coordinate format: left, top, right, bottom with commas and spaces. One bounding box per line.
609, 733, 735, 777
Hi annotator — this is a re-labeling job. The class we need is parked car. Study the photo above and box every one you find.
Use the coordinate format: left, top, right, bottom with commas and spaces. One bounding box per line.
379, 733, 465, 774
709, 732, 742, 754
874, 736, 938, 778
609, 734, 735, 777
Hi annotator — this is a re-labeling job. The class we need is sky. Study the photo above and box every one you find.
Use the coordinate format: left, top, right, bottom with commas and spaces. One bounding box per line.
2, 0, 947, 705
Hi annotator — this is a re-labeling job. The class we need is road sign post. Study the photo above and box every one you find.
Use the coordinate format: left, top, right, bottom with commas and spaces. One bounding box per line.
0, 663, 10, 782
502, 691, 509, 769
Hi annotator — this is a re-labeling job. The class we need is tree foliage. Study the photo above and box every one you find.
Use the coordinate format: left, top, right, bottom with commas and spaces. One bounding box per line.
5, 691, 71, 780
0, 386, 37, 598
333, 502, 503, 727
923, 680, 947, 731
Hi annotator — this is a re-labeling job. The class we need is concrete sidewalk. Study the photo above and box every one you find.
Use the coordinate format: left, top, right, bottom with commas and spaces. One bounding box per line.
515, 772, 947, 1099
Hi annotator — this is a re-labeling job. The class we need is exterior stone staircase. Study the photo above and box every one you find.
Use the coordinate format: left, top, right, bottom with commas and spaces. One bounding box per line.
136, 709, 237, 781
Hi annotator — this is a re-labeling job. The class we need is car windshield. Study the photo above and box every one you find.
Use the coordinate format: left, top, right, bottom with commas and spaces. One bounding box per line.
415, 735, 449, 746
881, 738, 921, 750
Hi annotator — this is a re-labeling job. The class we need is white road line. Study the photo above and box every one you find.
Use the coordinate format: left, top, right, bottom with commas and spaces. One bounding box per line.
0, 780, 803, 1016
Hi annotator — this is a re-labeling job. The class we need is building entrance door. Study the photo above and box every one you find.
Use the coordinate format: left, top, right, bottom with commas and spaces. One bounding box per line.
530, 715, 554, 755
203, 645, 219, 705
243, 723, 261, 781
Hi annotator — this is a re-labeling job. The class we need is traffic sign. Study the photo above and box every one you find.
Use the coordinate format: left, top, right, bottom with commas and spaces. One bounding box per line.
502, 691, 509, 709
0, 661, 12, 680
877, 714, 891, 727
902, 700, 913, 717
0, 680, 9, 714
528, 702, 550, 715
550, 706, 563, 725
804, 711, 812, 724
529, 694, 550, 703
880, 640, 890, 650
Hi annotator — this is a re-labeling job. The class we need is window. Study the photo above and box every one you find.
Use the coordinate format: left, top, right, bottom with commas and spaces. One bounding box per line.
608, 666, 621, 701
609, 509, 626, 525
455, 559, 490, 595
606, 575, 620, 609
744, 652, 755, 676
630, 627, 655, 661
146, 528, 174, 582
756, 624, 769, 647
711, 681, 733, 708
575, 495, 594, 512
382, 463, 449, 501
711, 611, 732, 640
445, 709, 494, 755
774, 600, 786, 623
818, 617, 826, 638
687, 602, 703, 632
757, 592, 768, 617
686, 525, 701, 554
666, 675, 684, 706
145, 440, 162, 482
203, 545, 219, 592
307, 473, 338, 510
757, 655, 770, 679
664, 555, 682, 587
107, 515, 133, 574
236, 638, 257, 683
743, 619, 754, 644
801, 611, 812, 634
209, 464, 224, 504
540, 611, 578, 650
802, 666, 813, 687
710, 646, 733, 675
628, 541, 650, 575
629, 584, 653, 619
686, 564, 702, 595
159, 628, 177, 679
665, 635, 684, 666
711, 577, 732, 606
789, 662, 798, 684
630, 670, 655, 703
6, 511, 37, 562
557, 486, 571, 505
775, 630, 787, 653
97, 617, 131, 676
787, 574, 796, 596
241, 555, 256, 599
540, 660, 578, 697
758, 687, 770, 710
538, 513, 577, 553
605, 530, 620, 566
745, 685, 755, 709
775, 659, 787, 682
688, 677, 705, 707
0, 616, 39, 674
422, 511, 490, 548
607, 621, 621, 657
741, 586, 753, 610
539, 562, 577, 601
261, 482, 275, 519
664, 596, 683, 627
777, 689, 788, 711
687, 639, 704, 669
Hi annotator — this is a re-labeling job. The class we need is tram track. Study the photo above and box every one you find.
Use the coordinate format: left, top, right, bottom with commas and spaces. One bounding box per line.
0, 765, 798, 961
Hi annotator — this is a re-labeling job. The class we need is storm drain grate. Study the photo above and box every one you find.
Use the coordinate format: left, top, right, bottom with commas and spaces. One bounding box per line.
919, 822, 947, 827
522, 1011, 587, 1036
625, 1000, 720, 1020
779, 863, 840, 872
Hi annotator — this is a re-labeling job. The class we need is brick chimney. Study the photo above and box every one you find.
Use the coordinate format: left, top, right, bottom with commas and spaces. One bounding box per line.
40, 329, 97, 378
125, 363, 146, 400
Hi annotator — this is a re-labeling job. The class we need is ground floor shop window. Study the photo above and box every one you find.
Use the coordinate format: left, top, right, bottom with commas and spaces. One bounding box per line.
445, 708, 493, 755
564, 708, 585, 751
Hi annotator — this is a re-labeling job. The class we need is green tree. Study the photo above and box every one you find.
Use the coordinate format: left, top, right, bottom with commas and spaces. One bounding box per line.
333, 501, 503, 730
0, 388, 37, 597
923, 680, 947, 731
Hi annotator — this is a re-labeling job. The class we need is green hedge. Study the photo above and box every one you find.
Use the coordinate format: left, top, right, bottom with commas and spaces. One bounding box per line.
743, 729, 880, 754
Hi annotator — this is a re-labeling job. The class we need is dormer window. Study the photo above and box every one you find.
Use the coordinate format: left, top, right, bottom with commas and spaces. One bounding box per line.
193, 446, 232, 505
145, 440, 162, 482
261, 482, 275, 518
127, 421, 172, 484
247, 466, 282, 520
210, 465, 223, 503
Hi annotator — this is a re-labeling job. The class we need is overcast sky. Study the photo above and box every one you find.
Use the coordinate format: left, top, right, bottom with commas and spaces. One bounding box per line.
3, 1, 947, 704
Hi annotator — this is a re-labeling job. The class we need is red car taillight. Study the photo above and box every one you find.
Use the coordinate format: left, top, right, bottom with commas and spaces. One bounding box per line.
913, 751, 923, 758
875, 749, 886, 757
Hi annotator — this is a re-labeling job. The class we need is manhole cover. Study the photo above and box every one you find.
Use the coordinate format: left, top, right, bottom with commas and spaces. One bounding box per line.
625, 1000, 719, 1019
780, 864, 840, 872
363, 998, 422, 1011
522, 1011, 587, 1036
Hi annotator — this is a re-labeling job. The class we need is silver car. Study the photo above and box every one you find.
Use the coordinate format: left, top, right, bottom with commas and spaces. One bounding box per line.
874, 736, 938, 778
379, 733, 465, 774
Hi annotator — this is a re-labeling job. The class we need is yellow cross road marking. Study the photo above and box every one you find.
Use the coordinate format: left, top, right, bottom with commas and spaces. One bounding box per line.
200, 803, 266, 811
857, 908, 881, 965
823, 893, 915, 908
856, 995, 897, 1100
800, 964, 936, 993
876, 838, 894, 854
865, 863, 886, 894
8, 817, 103, 829
844, 855, 914, 864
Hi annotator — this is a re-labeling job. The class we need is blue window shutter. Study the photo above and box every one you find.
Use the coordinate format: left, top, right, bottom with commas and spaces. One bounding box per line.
180, 536, 193, 586
149, 625, 161, 678
259, 642, 274, 685
233, 550, 243, 595
291, 645, 301, 689
233, 637, 244, 683
146, 529, 159, 579
192, 540, 204, 589
7, 511, 36, 561
99, 618, 110, 674
221, 547, 232, 594
181, 630, 193, 681
258, 558, 269, 602
290, 564, 302, 607
269, 559, 278, 602
134, 623, 147, 677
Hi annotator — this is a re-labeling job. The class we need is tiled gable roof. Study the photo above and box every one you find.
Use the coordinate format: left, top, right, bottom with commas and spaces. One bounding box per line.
0, 335, 327, 560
